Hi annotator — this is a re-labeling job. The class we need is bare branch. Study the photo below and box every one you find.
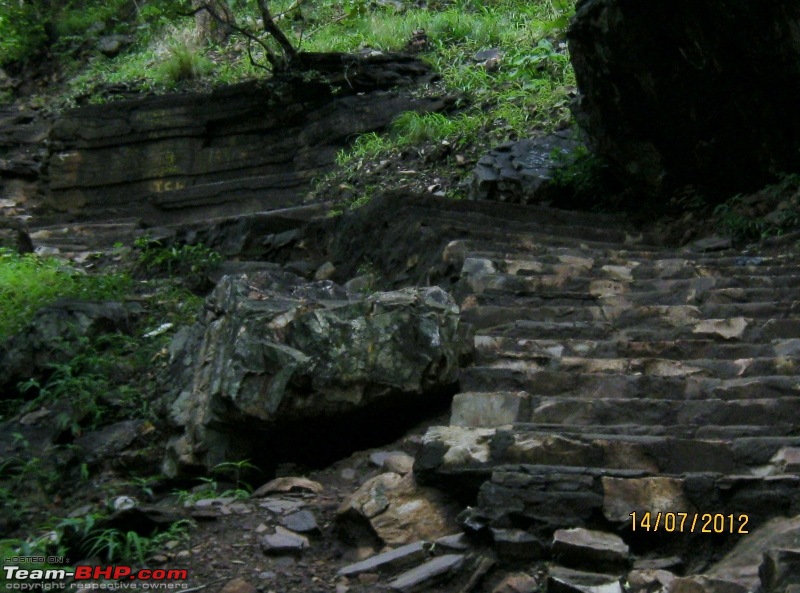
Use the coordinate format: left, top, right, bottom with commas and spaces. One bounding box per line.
186, 2, 281, 69
255, 0, 298, 66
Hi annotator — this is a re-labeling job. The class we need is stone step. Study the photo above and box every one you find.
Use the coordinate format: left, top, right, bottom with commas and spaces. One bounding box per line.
473, 335, 784, 361
460, 248, 800, 279
472, 352, 799, 379
29, 219, 143, 250
459, 368, 800, 400
429, 225, 672, 257
452, 239, 673, 262
462, 301, 798, 331
415, 424, 800, 480
464, 272, 800, 303
465, 283, 800, 312
473, 465, 800, 537
477, 318, 800, 344
404, 207, 662, 247
391, 194, 634, 230
501, 422, 800, 439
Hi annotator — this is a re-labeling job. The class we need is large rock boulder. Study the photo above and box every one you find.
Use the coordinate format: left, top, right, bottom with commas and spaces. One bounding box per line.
164, 270, 464, 475
568, 0, 800, 199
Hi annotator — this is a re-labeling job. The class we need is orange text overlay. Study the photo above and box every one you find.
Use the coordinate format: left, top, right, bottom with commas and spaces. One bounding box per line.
629, 512, 750, 534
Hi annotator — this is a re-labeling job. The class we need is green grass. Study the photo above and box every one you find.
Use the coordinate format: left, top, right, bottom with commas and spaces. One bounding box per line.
0, 249, 132, 339
329, 0, 577, 169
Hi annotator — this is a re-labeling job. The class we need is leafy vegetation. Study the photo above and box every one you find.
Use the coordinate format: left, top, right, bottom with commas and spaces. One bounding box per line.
709, 174, 800, 244
174, 460, 258, 505
134, 236, 222, 290
0, 248, 132, 338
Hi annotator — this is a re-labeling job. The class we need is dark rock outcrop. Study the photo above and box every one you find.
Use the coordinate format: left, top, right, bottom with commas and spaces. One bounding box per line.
163, 270, 464, 475
568, 0, 800, 199
469, 131, 583, 205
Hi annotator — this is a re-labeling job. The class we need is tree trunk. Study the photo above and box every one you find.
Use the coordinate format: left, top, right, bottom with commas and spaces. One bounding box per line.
191, 0, 234, 44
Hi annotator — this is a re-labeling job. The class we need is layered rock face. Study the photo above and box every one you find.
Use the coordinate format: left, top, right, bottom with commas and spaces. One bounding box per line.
46, 53, 445, 224
568, 0, 800, 199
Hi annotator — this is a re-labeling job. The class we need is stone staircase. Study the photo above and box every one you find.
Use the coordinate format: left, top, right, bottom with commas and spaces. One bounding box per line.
395, 197, 800, 562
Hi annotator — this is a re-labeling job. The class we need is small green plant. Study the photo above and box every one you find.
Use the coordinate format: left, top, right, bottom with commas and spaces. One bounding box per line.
157, 38, 213, 83
174, 460, 257, 505
713, 197, 768, 244
58, 514, 193, 564
134, 237, 222, 289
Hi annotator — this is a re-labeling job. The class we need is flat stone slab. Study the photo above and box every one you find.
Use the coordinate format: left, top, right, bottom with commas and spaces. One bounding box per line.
259, 526, 309, 555
547, 566, 623, 593
278, 510, 319, 534
552, 528, 629, 570
338, 541, 428, 577
387, 554, 465, 592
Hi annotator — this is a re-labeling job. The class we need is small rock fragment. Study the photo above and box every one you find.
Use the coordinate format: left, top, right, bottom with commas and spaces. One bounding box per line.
315, 261, 336, 281
279, 510, 319, 534
253, 477, 324, 497
492, 528, 545, 563
668, 576, 747, 593
492, 573, 539, 593
759, 548, 800, 592
552, 527, 629, 570
219, 578, 258, 593
260, 526, 310, 555
627, 568, 676, 593
548, 566, 623, 593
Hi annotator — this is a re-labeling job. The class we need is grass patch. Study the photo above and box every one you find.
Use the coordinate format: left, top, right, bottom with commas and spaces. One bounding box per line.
0, 249, 132, 339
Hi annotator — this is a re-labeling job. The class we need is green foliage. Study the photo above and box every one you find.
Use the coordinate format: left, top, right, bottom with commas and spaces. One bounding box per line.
0, 0, 48, 65
174, 460, 257, 505
0, 249, 132, 339
17, 334, 150, 435
713, 197, 769, 244
713, 175, 800, 244
134, 237, 222, 289
157, 38, 214, 83
58, 514, 193, 563
0, 0, 131, 66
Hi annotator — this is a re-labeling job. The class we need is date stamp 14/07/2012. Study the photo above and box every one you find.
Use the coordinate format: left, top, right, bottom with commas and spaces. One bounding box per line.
630, 512, 750, 534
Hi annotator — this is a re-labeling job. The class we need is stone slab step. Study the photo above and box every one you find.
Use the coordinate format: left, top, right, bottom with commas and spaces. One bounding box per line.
462, 302, 797, 331
501, 422, 800, 439
29, 219, 144, 249
461, 244, 800, 270
464, 273, 800, 305
459, 368, 800, 400
391, 194, 634, 230
435, 225, 671, 255
415, 424, 800, 480
454, 239, 671, 261
473, 335, 782, 361
472, 353, 799, 379
389, 198, 658, 241
474, 465, 800, 538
